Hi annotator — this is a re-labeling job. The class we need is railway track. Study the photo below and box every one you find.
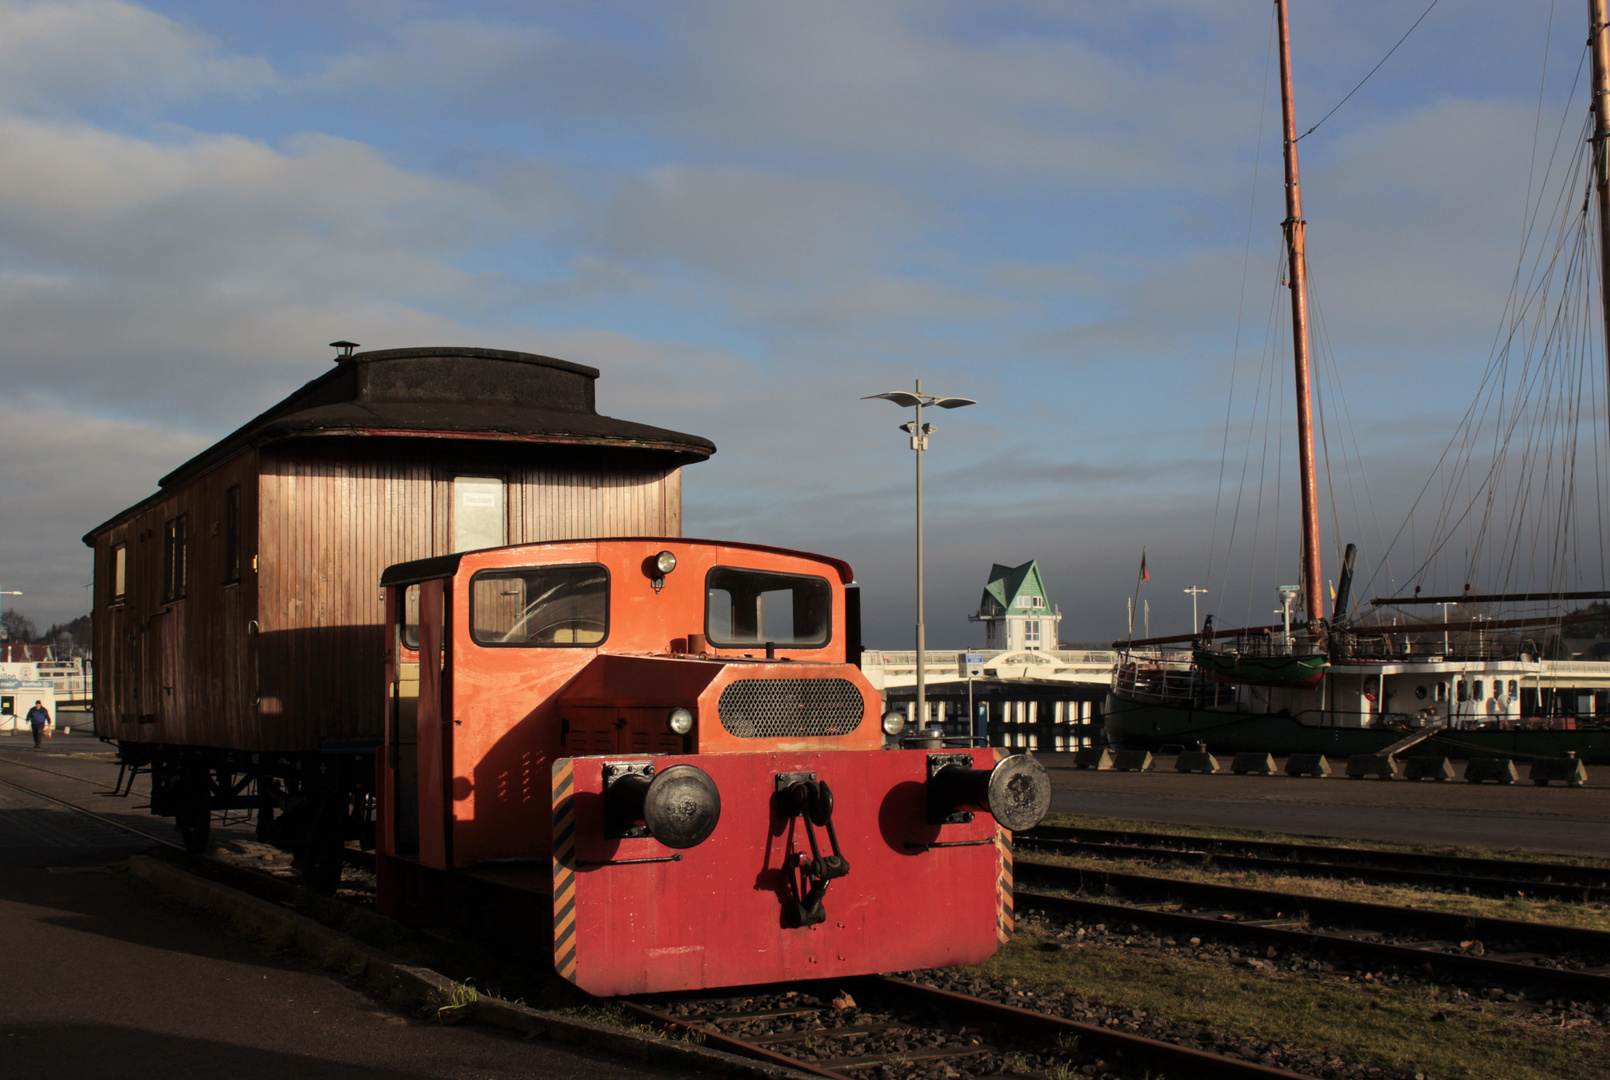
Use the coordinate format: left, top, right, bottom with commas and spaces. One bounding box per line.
624, 975, 1316, 1080
0, 752, 1367, 1079
1021, 824, 1610, 900
1016, 858, 1610, 1000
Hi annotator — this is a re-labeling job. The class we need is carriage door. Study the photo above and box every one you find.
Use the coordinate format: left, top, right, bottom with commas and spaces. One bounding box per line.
413, 578, 453, 869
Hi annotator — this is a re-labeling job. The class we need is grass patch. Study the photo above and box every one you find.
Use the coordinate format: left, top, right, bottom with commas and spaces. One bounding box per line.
423, 980, 478, 1022
1040, 813, 1610, 870
1023, 848, 1610, 932
978, 925, 1608, 1080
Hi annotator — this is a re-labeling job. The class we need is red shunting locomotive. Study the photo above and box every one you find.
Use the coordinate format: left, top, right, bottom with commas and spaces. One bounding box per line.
376, 537, 1051, 996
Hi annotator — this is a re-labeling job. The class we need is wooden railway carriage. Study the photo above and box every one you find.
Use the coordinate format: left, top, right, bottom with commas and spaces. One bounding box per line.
83, 345, 713, 875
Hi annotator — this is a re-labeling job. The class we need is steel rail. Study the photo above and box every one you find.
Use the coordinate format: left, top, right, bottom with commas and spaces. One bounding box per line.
1017, 859, 1610, 957
619, 999, 853, 1080
1016, 889, 1610, 1000
626, 977, 1314, 1080
1021, 835, 1605, 903
1025, 825, 1610, 889
0, 749, 131, 790
0, 767, 180, 850
869, 976, 1312, 1080
0, 757, 321, 906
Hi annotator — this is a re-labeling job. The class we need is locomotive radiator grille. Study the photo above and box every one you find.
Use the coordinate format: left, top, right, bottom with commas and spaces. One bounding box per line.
717, 678, 865, 739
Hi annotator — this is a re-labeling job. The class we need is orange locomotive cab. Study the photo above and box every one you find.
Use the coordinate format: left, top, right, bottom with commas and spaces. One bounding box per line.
376, 537, 1050, 996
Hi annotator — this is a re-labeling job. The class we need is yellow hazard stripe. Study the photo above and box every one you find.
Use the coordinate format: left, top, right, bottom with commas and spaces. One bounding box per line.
997, 829, 1015, 943
552, 758, 578, 980
991, 745, 1014, 943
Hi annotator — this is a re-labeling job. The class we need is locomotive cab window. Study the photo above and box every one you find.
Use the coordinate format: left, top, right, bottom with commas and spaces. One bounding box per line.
705, 567, 830, 647
471, 564, 608, 646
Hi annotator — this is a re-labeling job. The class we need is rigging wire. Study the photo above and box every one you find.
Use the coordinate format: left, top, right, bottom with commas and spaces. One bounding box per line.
1351, 47, 1594, 606
1207, 3, 1279, 596
1295, 0, 1442, 143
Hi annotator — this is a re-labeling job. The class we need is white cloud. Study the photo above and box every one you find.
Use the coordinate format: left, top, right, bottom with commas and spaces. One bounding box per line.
599, 166, 918, 279
0, 115, 567, 424
0, 397, 209, 625
0, 0, 272, 109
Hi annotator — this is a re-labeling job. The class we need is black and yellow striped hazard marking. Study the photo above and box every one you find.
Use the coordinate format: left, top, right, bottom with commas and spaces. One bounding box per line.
996, 829, 1014, 944
992, 744, 1014, 943
552, 758, 578, 981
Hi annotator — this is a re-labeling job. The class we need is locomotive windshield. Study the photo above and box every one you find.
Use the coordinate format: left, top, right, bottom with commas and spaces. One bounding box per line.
471, 564, 609, 646
705, 567, 830, 647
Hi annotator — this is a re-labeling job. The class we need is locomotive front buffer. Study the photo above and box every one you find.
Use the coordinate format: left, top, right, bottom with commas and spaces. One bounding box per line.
376, 537, 1052, 997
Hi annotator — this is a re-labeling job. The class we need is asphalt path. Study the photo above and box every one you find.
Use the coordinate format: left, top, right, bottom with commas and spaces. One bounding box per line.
1039, 752, 1610, 856
0, 734, 695, 1080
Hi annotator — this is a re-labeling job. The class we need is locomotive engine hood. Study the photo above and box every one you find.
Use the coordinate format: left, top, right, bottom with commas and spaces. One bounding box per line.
555, 652, 885, 755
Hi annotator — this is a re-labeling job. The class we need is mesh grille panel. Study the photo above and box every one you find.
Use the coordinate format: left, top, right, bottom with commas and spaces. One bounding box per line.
717, 678, 865, 739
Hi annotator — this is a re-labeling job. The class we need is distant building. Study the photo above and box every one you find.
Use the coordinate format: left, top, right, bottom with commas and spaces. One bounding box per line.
969, 560, 1062, 652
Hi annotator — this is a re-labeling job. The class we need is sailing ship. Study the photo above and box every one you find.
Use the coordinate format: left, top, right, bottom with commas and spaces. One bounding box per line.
1105, 0, 1610, 765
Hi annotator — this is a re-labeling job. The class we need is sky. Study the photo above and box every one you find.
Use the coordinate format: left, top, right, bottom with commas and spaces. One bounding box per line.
0, 0, 1605, 649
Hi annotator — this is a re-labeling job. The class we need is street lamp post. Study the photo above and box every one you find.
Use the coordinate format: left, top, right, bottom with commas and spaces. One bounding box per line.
1434, 601, 1457, 657
1184, 586, 1208, 632
864, 380, 976, 733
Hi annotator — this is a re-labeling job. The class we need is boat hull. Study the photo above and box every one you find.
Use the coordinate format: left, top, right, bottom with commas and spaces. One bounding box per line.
1103, 692, 1610, 765
1197, 651, 1328, 689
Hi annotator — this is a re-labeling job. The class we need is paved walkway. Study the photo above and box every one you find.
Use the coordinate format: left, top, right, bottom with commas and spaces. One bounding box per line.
1040, 752, 1610, 855
0, 743, 694, 1080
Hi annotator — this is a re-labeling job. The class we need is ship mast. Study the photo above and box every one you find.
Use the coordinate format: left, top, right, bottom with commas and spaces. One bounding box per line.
1591, 0, 1610, 410
1276, 0, 1325, 628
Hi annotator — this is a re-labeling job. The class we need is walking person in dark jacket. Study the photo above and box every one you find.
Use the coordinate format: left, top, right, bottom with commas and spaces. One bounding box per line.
25, 701, 49, 749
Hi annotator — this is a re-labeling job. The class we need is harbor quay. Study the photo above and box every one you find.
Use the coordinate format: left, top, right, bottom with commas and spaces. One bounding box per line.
1035, 750, 1610, 857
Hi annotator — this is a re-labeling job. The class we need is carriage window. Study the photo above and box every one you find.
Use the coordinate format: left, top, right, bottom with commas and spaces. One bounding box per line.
452, 476, 505, 553
224, 485, 242, 583
112, 543, 127, 602
162, 514, 187, 603
705, 567, 830, 647
471, 565, 608, 646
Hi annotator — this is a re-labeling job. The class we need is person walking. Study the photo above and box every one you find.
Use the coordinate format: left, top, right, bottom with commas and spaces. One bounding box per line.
25, 701, 49, 749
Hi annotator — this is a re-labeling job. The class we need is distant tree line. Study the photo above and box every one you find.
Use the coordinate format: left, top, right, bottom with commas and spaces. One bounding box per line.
1, 610, 91, 648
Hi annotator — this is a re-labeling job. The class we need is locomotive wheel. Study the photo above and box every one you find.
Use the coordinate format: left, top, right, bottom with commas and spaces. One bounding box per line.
175, 800, 211, 854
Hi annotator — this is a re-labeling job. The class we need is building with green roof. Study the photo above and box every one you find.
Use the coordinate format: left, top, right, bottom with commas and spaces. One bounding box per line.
969, 560, 1062, 652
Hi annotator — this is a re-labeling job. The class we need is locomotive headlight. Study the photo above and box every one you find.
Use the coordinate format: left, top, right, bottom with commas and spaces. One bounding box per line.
881, 711, 906, 736
647, 550, 678, 592
667, 707, 694, 735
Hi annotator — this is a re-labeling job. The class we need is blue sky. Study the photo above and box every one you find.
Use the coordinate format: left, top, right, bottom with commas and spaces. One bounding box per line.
1, 0, 1603, 647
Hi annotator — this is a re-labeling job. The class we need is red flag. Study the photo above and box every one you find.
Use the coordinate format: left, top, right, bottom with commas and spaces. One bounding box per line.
1139, 550, 1149, 582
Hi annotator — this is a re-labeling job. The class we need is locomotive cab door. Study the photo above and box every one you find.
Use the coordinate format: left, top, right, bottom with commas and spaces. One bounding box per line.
394, 578, 452, 870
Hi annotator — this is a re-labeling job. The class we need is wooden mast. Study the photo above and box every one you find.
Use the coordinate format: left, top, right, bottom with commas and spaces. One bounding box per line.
1591, 0, 1610, 410
1276, 0, 1325, 627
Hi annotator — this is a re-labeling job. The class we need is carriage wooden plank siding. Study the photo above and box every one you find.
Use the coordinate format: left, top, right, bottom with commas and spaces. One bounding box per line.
84, 346, 713, 755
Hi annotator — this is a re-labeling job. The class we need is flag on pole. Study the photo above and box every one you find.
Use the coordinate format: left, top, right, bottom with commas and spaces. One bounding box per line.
1139, 549, 1149, 582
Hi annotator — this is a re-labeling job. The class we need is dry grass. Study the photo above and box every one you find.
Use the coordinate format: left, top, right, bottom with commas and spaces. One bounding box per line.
979, 925, 1610, 1080
1023, 848, 1610, 932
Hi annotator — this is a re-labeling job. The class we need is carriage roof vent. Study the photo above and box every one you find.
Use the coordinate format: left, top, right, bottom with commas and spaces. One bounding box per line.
330, 340, 360, 361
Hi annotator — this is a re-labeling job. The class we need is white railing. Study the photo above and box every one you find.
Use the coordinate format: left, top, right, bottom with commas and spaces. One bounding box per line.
863, 649, 1118, 667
